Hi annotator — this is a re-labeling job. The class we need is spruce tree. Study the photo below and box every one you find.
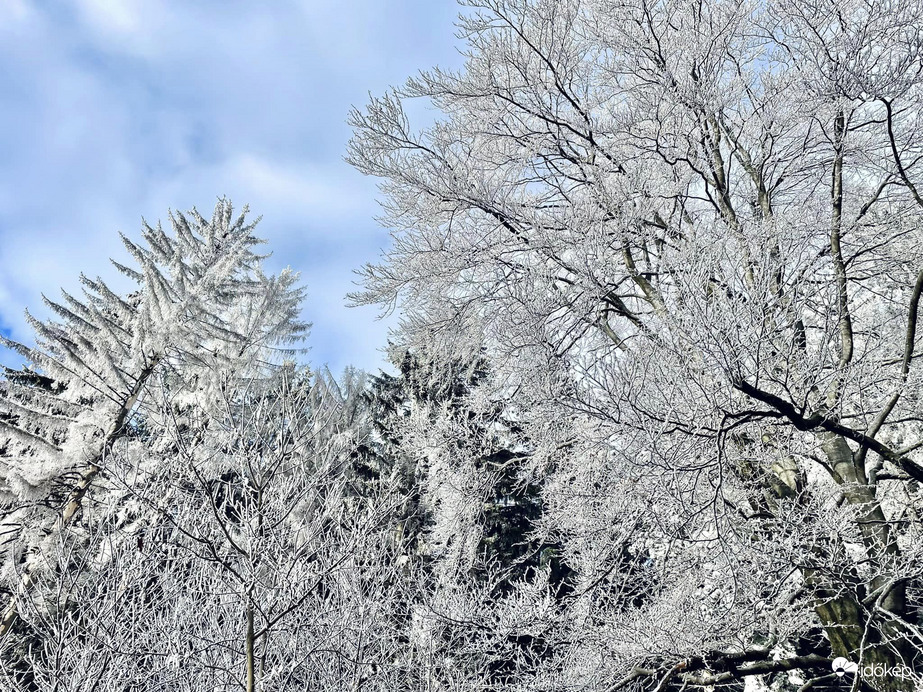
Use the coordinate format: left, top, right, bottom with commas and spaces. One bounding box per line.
0, 199, 307, 641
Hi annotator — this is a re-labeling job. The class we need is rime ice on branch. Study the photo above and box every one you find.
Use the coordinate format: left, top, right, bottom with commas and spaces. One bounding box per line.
0, 198, 307, 637
347, 0, 923, 689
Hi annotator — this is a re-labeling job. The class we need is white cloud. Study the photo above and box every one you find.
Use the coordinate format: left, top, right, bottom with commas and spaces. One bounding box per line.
226, 154, 368, 220
71, 0, 175, 57
74, 0, 143, 35
0, 0, 31, 23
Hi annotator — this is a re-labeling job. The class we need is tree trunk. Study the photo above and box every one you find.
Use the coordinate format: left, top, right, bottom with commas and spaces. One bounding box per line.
246, 602, 256, 692
810, 434, 915, 691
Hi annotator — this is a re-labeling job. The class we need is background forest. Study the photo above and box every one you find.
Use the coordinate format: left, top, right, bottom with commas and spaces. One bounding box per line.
2, 0, 923, 691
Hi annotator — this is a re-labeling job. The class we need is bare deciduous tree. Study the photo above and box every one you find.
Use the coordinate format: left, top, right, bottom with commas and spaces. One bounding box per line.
349, 1, 923, 689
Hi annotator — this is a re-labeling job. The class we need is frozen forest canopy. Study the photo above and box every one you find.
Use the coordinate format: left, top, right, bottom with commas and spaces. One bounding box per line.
3, 0, 923, 691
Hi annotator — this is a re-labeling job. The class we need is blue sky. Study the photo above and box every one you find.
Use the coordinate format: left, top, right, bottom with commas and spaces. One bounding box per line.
0, 0, 463, 374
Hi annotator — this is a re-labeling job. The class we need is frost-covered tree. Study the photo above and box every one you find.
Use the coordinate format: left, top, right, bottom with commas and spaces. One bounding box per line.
349, 0, 923, 689
0, 200, 421, 691
4, 364, 410, 692
0, 199, 306, 643
362, 347, 575, 691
